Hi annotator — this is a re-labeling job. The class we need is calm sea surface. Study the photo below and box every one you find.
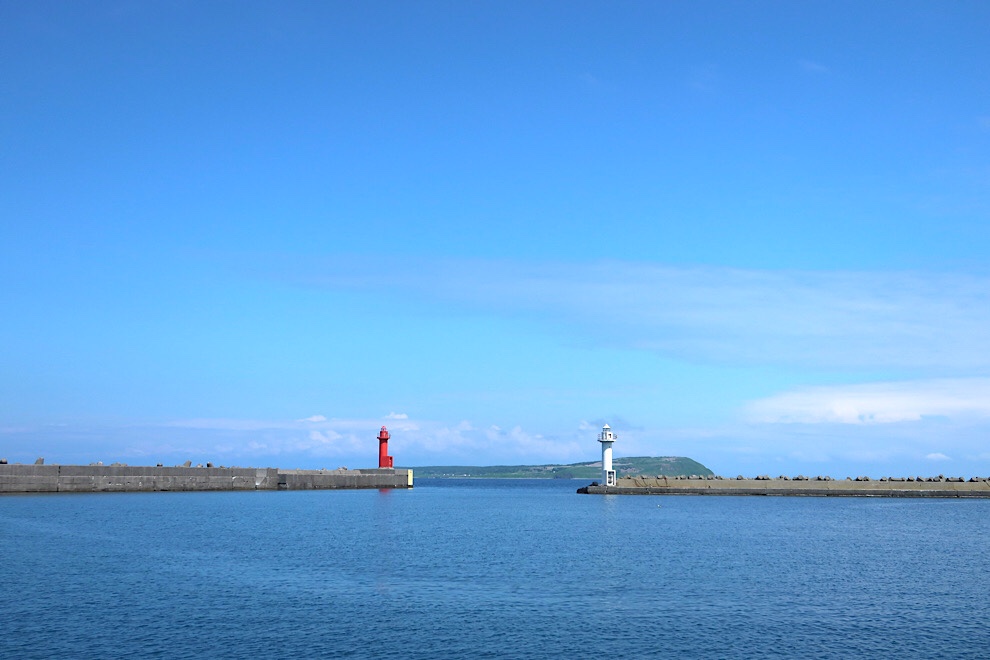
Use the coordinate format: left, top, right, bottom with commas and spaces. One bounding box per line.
2, 478, 989, 658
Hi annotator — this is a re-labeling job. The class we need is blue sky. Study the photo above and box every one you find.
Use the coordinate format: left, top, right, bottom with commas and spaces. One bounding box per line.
2, 1, 989, 477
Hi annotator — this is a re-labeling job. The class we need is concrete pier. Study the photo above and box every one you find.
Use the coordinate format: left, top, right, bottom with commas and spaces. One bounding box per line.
0, 464, 412, 494
278, 468, 414, 491
578, 475, 990, 498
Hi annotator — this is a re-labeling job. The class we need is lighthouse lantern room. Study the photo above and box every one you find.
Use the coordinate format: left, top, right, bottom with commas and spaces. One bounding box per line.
598, 424, 616, 487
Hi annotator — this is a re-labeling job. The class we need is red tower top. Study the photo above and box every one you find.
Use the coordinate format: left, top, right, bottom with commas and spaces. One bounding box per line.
378, 426, 390, 441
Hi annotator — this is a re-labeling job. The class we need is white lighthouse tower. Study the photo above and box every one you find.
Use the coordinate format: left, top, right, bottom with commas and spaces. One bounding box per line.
598, 424, 616, 487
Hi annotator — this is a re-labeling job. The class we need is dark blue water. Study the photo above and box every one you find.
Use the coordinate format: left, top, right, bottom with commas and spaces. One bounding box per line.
2, 479, 989, 658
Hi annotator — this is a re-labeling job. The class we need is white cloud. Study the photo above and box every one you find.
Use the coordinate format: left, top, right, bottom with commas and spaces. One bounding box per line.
308, 429, 341, 444
300, 415, 327, 423
744, 378, 990, 424
8, 413, 990, 478
926, 452, 951, 461
385, 412, 408, 420
125, 415, 596, 466
658, 418, 990, 478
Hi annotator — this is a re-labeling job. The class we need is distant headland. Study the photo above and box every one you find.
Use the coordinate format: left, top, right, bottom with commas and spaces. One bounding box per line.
412, 456, 713, 479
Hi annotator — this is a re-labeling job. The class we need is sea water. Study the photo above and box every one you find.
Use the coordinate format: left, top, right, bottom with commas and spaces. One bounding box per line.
2, 478, 988, 658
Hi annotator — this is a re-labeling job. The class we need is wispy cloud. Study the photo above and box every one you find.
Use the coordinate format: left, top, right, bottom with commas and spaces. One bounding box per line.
798, 59, 830, 74
672, 418, 990, 477
291, 258, 990, 372
5, 412, 989, 477
744, 378, 990, 424
166, 418, 287, 432
3, 414, 595, 467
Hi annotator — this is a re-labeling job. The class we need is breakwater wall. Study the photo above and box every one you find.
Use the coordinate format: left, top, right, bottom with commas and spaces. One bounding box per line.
0, 464, 413, 494
579, 475, 990, 498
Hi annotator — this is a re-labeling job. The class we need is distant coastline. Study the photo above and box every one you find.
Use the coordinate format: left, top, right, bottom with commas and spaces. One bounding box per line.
410, 456, 713, 479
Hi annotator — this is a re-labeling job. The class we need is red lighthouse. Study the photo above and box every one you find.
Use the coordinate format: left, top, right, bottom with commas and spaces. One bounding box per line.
377, 426, 393, 468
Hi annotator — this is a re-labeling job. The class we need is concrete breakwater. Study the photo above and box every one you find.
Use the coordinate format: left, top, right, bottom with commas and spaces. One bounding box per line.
578, 474, 990, 497
0, 464, 413, 494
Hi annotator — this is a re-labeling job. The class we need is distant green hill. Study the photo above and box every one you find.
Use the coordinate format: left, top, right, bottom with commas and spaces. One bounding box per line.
409, 456, 713, 479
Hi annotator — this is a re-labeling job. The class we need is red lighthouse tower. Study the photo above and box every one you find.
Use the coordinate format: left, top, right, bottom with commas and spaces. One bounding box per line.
377, 426, 393, 469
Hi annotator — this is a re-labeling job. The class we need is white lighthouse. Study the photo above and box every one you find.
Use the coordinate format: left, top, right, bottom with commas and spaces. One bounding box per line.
598, 424, 616, 487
